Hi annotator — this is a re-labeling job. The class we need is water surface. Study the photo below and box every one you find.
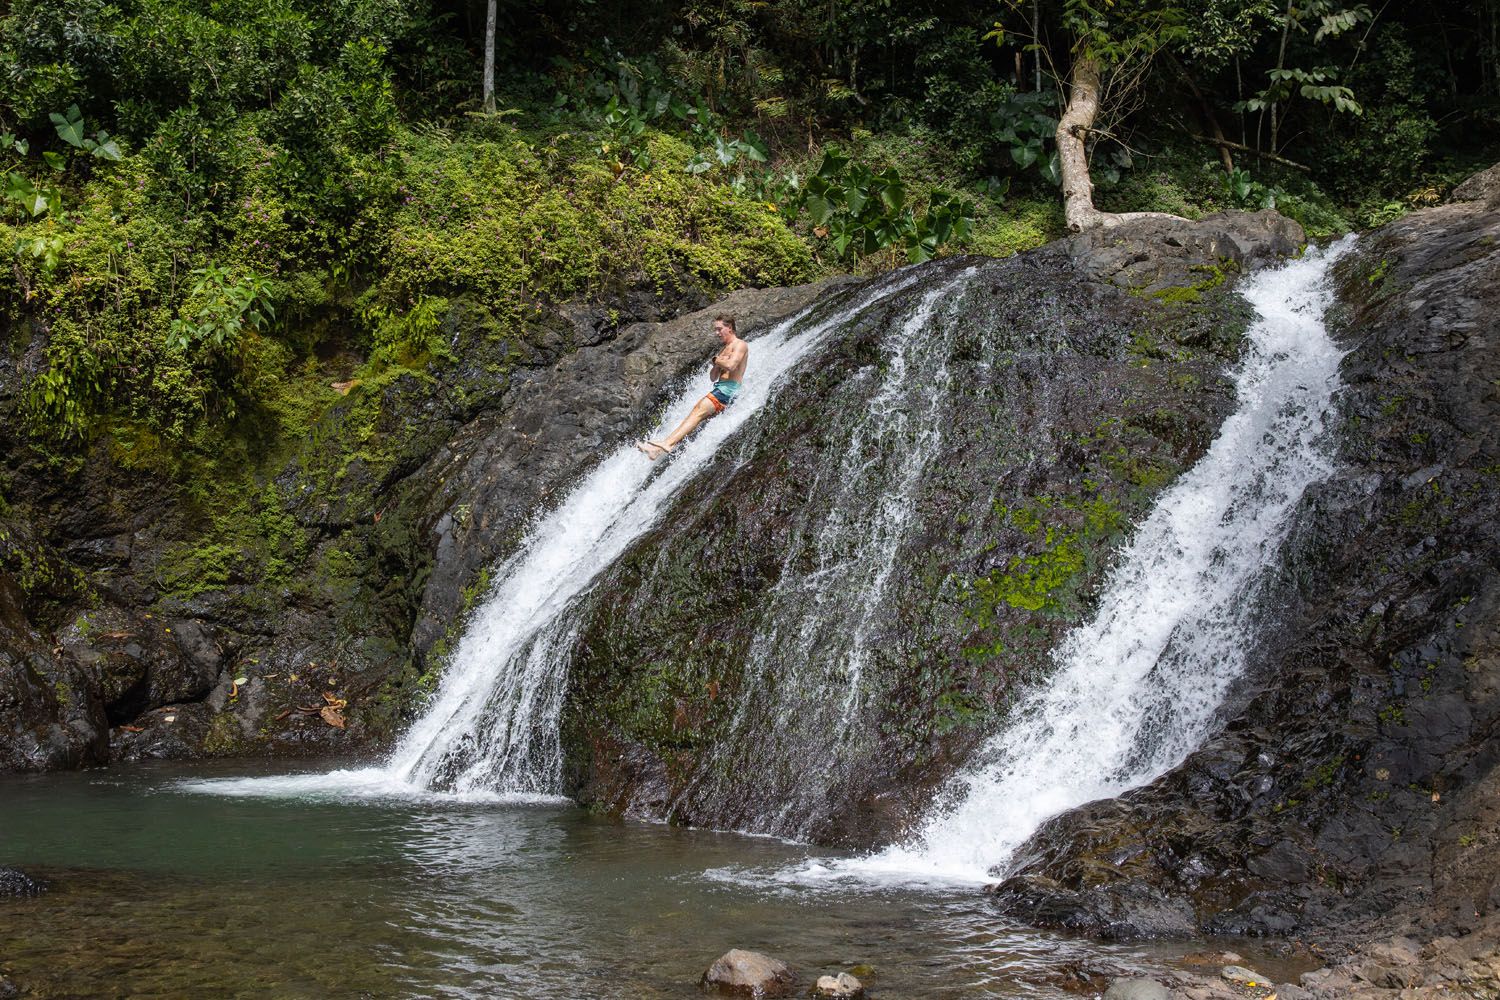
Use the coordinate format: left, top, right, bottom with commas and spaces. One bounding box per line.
0, 760, 1292, 999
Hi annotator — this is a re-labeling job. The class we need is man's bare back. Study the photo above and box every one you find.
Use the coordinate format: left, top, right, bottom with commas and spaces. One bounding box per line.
636, 313, 747, 460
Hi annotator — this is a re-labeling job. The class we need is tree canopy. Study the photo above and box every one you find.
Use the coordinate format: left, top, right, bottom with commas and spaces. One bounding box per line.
0, 0, 1494, 461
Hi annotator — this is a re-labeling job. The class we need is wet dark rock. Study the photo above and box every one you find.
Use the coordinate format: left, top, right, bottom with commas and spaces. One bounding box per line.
700, 949, 797, 997
989, 873, 1198, 940
0, 867, 45, 896
58, 608, 220, 725
0, 570, 107, 771
110, 702, 219, 762
984, 164, 1500, 956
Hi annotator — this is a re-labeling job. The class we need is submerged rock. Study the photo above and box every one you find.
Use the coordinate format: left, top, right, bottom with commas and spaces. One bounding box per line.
1103, 979, 1173, 1000
0, 867, 45, 896
812, 971, 865, 998
700, 949, 798, 998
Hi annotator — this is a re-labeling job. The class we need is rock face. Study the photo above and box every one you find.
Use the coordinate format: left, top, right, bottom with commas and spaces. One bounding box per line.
0, 274, 848, 770
700, 949, 797, 998
561, 211, 1302, 845
987, 170, 1500, 949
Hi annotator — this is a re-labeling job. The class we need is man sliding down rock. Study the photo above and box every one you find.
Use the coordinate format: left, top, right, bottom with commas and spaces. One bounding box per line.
636, 313, 748, 460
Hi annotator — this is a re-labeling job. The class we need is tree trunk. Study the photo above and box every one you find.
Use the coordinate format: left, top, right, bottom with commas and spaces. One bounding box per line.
482, 0, 497, 114
1056, 53, 1107, 232
1055, 53, 1184, 233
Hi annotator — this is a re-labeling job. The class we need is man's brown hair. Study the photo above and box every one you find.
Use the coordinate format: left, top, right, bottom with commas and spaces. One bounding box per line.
714, 313, 736, 332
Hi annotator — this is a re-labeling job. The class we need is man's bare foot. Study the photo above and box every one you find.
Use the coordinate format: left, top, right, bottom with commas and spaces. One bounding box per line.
635, 440, 671, 460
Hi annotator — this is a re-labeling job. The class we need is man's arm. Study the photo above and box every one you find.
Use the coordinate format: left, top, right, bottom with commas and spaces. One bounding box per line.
711, 342, 746, 379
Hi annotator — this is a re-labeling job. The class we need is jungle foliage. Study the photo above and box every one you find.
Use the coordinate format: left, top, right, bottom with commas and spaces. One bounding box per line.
0, 0, 1494, 464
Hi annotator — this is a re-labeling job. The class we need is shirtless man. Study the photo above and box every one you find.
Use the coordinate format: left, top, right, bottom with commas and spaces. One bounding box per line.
636, 313, 748, 460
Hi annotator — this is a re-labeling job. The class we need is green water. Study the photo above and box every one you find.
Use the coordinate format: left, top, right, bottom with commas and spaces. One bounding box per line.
1, 760, 1288, 999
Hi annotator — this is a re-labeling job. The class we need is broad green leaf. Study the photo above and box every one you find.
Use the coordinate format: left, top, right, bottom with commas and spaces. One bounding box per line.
843, 183, 868, 215
42, 150, 66, 172
740, 130, 769, 162
51, 105, 85, 147
816, 151, 849, 180
877, 180, 905, 213
1039, 153, 1061, 187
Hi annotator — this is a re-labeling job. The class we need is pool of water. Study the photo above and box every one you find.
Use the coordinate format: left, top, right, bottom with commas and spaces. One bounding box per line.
1, 760, 1292, 999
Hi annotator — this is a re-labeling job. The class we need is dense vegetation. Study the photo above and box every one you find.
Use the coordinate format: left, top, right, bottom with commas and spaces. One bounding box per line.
0, 0, 1495, 470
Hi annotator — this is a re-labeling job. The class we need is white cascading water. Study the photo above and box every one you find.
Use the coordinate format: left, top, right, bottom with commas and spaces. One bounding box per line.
185, 269, 931, 801
802, 236, 1357, 884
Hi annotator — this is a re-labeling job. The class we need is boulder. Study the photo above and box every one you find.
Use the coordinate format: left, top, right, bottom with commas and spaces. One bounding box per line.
1450, 163, 1500, 206
700, 949, 798, 998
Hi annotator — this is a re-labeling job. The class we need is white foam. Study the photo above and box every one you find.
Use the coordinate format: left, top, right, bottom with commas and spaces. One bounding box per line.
177, 767, 571, 805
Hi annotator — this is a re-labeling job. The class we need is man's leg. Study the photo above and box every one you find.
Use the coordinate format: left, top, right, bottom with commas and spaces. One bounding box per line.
638, 396, 719, 459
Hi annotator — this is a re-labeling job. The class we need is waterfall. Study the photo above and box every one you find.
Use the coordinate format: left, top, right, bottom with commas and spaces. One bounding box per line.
185, 267, 935, 802
814, 235, 1356, 883
187, 233, 1354, 873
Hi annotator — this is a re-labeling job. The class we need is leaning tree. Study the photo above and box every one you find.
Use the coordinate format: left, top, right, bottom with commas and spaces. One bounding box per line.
1035, 0, 1374, 231
1048, 0, 1191, 231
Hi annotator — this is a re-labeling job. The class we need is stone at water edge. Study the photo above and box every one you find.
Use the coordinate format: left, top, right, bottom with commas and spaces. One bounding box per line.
1220, 965, 1267, 985
700, 949, 798, 997
813, 971, 865, 998
1103, 977, 1174, 1000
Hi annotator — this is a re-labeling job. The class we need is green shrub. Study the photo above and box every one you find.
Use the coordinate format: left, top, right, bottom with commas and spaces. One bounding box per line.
374, 126, 812, 319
